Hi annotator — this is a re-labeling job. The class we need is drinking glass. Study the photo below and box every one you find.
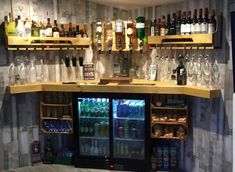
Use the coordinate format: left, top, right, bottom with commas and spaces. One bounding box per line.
211, 59, 220, 89
202, 55, 211, 88
196, 54, 203, 87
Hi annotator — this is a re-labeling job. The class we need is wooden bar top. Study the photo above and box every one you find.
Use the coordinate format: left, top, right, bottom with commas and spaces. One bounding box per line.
7, 79, 221, 99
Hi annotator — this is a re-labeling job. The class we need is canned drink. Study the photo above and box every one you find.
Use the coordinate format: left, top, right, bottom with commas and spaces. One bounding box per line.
118, 126, 124, 138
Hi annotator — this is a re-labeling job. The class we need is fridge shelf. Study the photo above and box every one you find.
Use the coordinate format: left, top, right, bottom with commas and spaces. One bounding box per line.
114, 137, 144, 142
152, 121, 187, 126
79, 116, 109, 119
114, 116, 145, 121
41, 129, 73, 135
80, 136, 109, 140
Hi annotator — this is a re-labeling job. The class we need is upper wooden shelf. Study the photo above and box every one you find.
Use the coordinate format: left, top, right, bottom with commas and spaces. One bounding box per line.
148, 34, 214, 48
7, 36, 91, 51
7, 79, 221, 99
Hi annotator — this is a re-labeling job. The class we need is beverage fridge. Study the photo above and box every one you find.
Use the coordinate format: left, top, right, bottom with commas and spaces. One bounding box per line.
73, 93, 150, 171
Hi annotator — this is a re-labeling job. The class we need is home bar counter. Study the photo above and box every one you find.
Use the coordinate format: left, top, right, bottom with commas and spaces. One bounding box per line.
7, 79, 220, 99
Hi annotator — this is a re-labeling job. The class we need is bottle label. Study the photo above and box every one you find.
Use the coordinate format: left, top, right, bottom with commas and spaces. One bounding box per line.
185, 24, 191, 34
150, 26, 155, 36
40, 29, 46, 37
115, 22, 123, 33
180, 24, 185, 34
195, 23, 201, 33
136, 23, 145, 29
208, 23, 214, 33
127, 27, 133, 35
190, 24, 195, 34
201, 23, 208, 33
46, 28, 52, 37
160, 28, 165, 36
180, 68, 184, 75
53, 31, 60, 37
96, 25, 102, 33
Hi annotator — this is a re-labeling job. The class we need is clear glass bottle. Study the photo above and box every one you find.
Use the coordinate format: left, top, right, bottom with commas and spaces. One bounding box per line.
105, 18, 113, 51
19, 61, 27, 85
17, 15, 24, 37
46, 18, 52, 37
29, 57, 37, 83
24, 18, 31, 37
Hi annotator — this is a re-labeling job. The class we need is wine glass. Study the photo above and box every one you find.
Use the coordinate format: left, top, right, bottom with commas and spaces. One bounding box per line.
211, 59, 220, 89
202, 55, 211, 88
196, 54, 203, 87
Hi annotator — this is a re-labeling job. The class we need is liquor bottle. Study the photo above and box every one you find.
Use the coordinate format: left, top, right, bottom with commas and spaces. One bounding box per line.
150, 19, 155, 36
96, 18, 103, 51
40, 21, 46, 37
24, 18, 31, 37
136, 16, 145, 42
156, 18, 161, 36
208, 9, 216, 33
169, 13, 176, 35
176, 10, 181, 35
176, 57, 186, 85
75, 25, 82, 37
160, 16, 166, 36
31, 20, 40, 37
6, 13, 17, 36
197, 8, 203, 34
185, 11, 191, 35
83, 24, 89, 37
201, 8, 209, 33
166, 14, 171, 35
16, 15, 24, 37
45, 18, 52, 37
60, 24, 66, 37
67, 22, 73, 37
52, 20, 60, 37
105, 18, 113, 51
180, 11, 186, 35
115, 18, 125, 50
191, 9, 198, 34
126, 18, 135, 49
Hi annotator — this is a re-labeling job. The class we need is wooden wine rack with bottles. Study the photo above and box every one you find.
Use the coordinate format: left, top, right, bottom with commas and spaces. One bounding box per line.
150, 94, 188, 140
40, 92, 73, 134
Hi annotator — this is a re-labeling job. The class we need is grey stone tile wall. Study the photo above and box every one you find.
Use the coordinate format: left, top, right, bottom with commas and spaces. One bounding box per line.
0, 0, 233, 171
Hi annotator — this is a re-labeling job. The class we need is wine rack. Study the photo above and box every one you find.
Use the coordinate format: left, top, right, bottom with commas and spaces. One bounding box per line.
150, 94, 188, 140
40, 92, 73, 134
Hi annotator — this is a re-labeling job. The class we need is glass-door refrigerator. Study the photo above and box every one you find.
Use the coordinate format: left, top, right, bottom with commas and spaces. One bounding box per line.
73, 93, 150, 171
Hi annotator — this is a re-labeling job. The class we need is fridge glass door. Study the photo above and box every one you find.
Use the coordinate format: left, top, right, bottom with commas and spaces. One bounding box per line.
112, 99, 145, 160
78, 97, 110, 157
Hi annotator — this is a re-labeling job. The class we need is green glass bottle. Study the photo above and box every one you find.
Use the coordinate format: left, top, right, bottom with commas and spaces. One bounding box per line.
136, 16, 145, 41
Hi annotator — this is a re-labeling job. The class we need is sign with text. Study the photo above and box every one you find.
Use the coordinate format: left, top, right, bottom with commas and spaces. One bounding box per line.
83, 63, 95, 80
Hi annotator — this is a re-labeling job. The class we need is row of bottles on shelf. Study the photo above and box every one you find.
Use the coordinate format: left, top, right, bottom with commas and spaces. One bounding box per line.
151, 146, 177, 171
4, 13, 88, 38
152, 125, 187, 139
79, 98, 109, 117
42, 92, 72, 104
150, 8, 217, 36
114, 99, 145, 118
114, 119, 144, 140
80, 139, 109, 156
115, 141, 145, 159
42, 106, 71, 119
94, 17, 146, 52
80, 118, 109, 137
42, 120, 73, 133
152, 110, 187, 123
148, 48, 220, 88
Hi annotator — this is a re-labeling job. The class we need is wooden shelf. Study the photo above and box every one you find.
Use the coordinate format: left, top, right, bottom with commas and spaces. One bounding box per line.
41, 117, 73, 120
148, 34, 213, 47
151, 104, 187, 110
152, 121, 187, 126
41, 102, 72, 107
7, 80, 221, 99
7, 36, 91, 50
151, 134, 187, 140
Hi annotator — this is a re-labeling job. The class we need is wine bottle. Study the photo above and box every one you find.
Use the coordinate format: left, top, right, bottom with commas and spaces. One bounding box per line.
201, 8, 209, 33
67, 22, 73, 37
185, 11, 191, 35
180, 11, 186, 35
156, 18, 161, 36
176, 10, 181, 35
197, 8, 203, 34
150, 19, 155, 36
191, 9, 198, 34
60, 24, 66, 37
166, 14, 171, 35
176, 57, 187, 85
169, 13, 176, 35
160, 16, 166, 36
17, 15, 24, 37
75, 25, 82, 37
208, 9, 216, 33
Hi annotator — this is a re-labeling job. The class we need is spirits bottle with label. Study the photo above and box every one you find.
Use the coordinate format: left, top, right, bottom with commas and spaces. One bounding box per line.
166, 14, 171, 35
160, 16, 166, 36
17, 15, 24, 37
52, 20, 60, 37
176, 10, 181, 35
208, 9, 216, 33
201, 8, 209, 33
96, 18, 103, 51
197, 8, 203, 34
115, 18, 125, 50
169, 13, 176, 35
46, 18, 52, 37
126, 18, 135, 49
176, 57, 187, 85
105, 18, 113, 51
180, 11, 186, 35
185, 11, 191, 35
